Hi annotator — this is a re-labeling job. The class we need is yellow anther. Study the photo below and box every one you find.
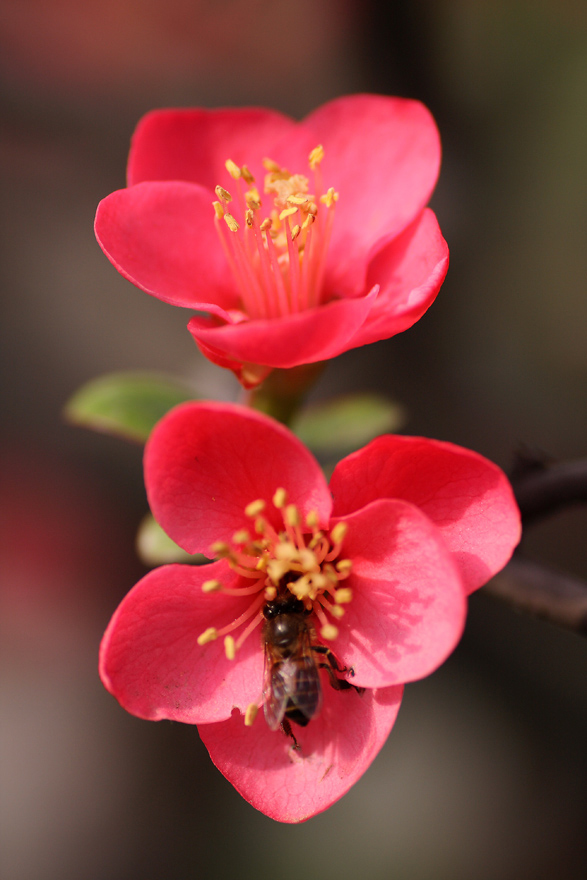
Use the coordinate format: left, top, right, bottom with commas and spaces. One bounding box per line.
223, 213, 239, 233
197, 627, 218, 646
325, 571, 340, 589
265, 170, 294, 190
225, 158, 241, 179
245, 189, 261, 210
263, 157, 282, 172
215, 184, 232, 202
279, 206, 298, 221
241, 164, 255, 184
245, 499, 266, 518
264, 586, 277, 601
336, 559, 353, 575
224, 635, 236, 660
254, 516, 267, 535
291, 579, 312, 599
255, 556, 268, 571
308, 531, 324, 550
291, 224, 301, 241
286, 194, 309, 206
320, 187, 339, 207
306, 510, 319, 529
311, 572, 329, 590
245, 209, 254, 227
274, 541, 297, 560
330, 522, 348, 545
285, 504, 300, 527
244, 703, 259, 726
212, 200, 225, 219
308, 144, 325, 169
299, 548, 318, 570
301, 213, 316, 230
320, 623, 338, 640
260, 218, 272, 232
210, 540, 230, 557
330, 605, 345, 619
273, 487, 288, 509
202, 579, 223, 593
307, 202, 318, 216
334, 587, 353, 604
232, 529, 250, 544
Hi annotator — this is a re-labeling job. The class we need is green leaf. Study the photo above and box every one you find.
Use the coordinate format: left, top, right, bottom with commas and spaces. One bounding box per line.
292, 393, 406, 456
65, 372, 198, 443
136, 514, 209, 566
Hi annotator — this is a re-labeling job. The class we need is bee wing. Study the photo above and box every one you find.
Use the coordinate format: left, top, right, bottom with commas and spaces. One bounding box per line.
289, 638, 323, 723
263, 643, 297, 730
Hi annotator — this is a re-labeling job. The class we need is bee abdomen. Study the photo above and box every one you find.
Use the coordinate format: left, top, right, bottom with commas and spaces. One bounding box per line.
286, 707, 312, 727
286, 672, 321, 726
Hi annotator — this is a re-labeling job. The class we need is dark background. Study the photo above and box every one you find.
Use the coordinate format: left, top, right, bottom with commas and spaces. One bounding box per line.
1, 2, 587, 878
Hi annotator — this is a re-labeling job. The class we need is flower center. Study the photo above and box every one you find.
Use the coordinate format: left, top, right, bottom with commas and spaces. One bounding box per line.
212, 146, 338, 320
196, 487, 352, 664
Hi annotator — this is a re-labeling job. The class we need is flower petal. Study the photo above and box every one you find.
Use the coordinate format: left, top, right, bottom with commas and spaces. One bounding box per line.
95, 181, 239, 312
330, 436, 521, 593
99, 561, 264, 724
127, 107, 297, 189
198, 683, 403, 823
330, 498, 467, 688
348, 209, 449, 347
192, 338, 273, 389
145, 402, 332, 554
187, 285, 378, 369
302, 94, 442, 295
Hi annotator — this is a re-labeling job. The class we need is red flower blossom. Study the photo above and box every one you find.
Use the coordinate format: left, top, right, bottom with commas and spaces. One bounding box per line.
99, 403, 520, 822
95, 95, 448, 385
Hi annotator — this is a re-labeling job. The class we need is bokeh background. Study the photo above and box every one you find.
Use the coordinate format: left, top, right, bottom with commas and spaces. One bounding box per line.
2, 2, 587, 878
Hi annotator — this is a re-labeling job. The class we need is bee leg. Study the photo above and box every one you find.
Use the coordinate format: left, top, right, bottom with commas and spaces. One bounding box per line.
313, 646, 365, 695
281, 717, 300, 750
319, 662, 359, 692
324, 653, 358, 681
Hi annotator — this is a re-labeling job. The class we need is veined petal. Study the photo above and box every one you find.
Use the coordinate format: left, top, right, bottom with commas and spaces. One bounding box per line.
330, 436, 521, 593
303, 94, 442, 295
145, 402, 332, 554
329, 499, 467, 688
99, 561, 264, 724
128, 107, 297, 190
349, 209, 449, 348
95, 181, 239, 313
188, 285, 378, 369
198, 683, 403, 823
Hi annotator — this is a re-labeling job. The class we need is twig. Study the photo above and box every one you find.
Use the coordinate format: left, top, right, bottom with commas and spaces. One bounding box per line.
484, 455, 587, 635
511, 458, 587, 525
485, 556, 587, 634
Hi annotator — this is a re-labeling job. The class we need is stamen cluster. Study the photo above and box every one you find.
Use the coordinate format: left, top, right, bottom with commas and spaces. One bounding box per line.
212, 147, 339, 320
196, 487, 352, 662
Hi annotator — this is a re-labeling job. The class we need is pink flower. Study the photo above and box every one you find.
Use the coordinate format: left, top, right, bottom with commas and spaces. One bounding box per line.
95, 95, 448, 386
99, 403, 520, 822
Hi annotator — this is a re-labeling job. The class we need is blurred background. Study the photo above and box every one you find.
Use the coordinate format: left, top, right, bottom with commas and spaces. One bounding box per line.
1, 1, 587, 878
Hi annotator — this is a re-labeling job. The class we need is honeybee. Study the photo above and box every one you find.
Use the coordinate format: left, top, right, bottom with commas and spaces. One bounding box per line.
262, 591, 361, 745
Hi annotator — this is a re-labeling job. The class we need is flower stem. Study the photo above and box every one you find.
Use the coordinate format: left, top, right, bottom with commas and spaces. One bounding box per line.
244, 362, 326, 426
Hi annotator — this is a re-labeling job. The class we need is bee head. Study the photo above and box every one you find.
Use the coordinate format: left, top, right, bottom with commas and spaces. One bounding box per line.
262, 593, 305, 620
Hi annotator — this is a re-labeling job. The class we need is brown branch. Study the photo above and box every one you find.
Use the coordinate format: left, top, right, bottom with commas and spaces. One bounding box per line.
511, 457, 587, 525
481, 455, 587, 634
485, 556, 587, 634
